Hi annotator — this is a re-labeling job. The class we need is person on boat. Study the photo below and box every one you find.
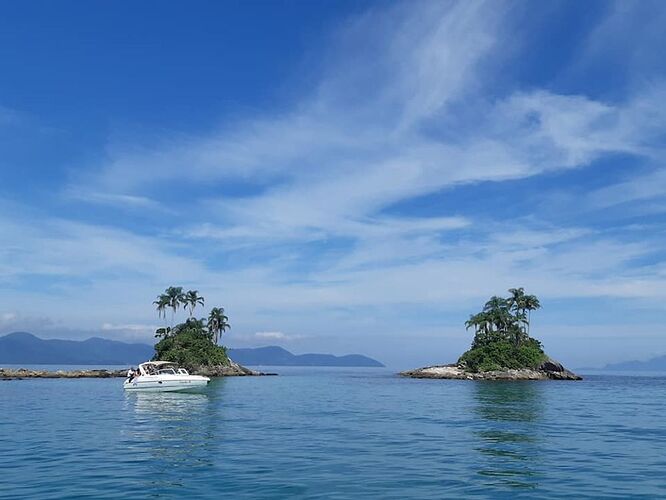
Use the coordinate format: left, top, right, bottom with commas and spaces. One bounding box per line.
127, 368, 139, 381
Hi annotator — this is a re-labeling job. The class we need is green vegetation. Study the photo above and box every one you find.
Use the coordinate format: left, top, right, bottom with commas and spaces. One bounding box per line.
154, 318, 230, 369
458, 288, 547, 372
458, 338, 546, 372
151, 287, 231, 369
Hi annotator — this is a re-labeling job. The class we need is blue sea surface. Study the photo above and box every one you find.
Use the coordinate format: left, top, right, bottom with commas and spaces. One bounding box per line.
1, 367, 665, 499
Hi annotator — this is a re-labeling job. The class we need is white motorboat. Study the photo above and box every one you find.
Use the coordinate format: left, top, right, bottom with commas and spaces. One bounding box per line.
123, 361, 210, 392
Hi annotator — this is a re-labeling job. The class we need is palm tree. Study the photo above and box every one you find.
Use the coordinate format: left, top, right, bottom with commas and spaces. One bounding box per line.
507, 287, 529, 335
465, 312, 491, 334
153, 293, 169, 319
207, 307, 230, 345
184, 290, 205, 318
483, 296, 509, 314
507, 287, 526, 314
165, 286, 185, 327
153, 293, 170, 334
483, 296, 513, 333
465, 314, 479, 333
523, 294, 541, 335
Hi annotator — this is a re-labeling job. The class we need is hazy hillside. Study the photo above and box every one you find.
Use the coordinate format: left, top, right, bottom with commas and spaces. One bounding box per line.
0, 332, 154, 365
602, 355, 666, 371
228, 346, 384, 367
0, 332, 384, 367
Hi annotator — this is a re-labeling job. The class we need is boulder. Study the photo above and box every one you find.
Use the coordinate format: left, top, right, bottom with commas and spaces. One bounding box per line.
538, 358, 565, 372
538, 358, 582, 380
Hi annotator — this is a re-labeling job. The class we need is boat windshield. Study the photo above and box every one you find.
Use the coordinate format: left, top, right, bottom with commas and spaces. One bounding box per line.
137, 361, 183, 375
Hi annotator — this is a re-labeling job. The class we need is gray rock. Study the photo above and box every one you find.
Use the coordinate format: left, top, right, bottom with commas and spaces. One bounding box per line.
0, 368, 127, 379
538, 357, 582, 380
191, 359, 277, 377
538, 358, 565, 372
400, 362, 582, 381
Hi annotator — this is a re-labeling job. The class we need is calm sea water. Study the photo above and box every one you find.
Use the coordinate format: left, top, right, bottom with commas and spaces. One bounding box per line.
1, 367, 665, 499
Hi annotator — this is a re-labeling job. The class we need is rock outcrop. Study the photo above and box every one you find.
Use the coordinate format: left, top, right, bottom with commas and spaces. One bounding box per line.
192, 358, 277, 376
400, 358, 582, 380
1, 368, 128, 380
1, 360, 276, 380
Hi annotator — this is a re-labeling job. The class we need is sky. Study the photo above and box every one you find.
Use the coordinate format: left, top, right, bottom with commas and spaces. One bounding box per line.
0, 0, 665, 368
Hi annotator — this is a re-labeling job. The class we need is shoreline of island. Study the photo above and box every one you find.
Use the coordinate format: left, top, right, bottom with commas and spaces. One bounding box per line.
399, 358, 582, 381
1, 361, 277, 381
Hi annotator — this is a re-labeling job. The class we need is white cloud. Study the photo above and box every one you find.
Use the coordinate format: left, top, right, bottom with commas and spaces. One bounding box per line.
253, 331, 305, 341
64, 188, 173, 213
1, 312, 16, 322
225, 331, 308, 345
0, 212, 205, 283
79, 86, 665, 259
101, 323, 158, 333
0, 311, 58, 335
587, 168, 666, 209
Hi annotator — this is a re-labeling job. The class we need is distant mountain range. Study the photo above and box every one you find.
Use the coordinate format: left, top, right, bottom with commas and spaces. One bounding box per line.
228, 345, 384, 367
0, 332, 384, 367
600, 355, 666, 371
0, 332, 154, 365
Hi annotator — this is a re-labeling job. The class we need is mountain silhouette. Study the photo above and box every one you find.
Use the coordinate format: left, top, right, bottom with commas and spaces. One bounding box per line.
602, 355, 666, 371
0, 332, 384, 367
0, 332, 154, 365
228, 345, 384, 367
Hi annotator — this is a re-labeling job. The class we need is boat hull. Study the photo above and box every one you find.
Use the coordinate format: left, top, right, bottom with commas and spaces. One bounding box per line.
123, 375, 210, 392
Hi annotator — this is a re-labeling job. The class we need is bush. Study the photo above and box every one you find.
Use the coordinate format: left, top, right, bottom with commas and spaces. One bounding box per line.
154, 319, 230, 369
458, 338, 546, 372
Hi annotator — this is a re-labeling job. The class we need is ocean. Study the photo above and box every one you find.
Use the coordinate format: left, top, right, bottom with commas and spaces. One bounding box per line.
1, 367, 665, 498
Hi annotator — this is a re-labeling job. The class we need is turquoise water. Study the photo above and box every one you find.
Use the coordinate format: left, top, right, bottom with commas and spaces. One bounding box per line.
1, 367, 665, 499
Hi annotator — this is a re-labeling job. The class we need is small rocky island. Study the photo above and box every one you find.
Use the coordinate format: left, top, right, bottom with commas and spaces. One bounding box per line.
401, 288, 581, 381
150, 287, 271, 376
2, 286, 273, 380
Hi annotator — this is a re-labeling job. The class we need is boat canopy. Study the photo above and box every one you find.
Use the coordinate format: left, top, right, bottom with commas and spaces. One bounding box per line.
139, 361, 177, 368
137, 361, 179, 373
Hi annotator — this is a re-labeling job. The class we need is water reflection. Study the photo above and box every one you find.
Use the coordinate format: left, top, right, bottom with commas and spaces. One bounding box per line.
120, 380, 227, 492
472, 382, 544, 490
128, 391, 210, 418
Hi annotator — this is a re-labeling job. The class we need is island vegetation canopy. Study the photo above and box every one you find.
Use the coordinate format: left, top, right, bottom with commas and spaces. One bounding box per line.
459, 288, 547, 372
151, 287, 231, 369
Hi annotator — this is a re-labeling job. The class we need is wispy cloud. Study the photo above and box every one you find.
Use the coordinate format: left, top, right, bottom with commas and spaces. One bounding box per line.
1, 312, 17, 322
64, 188, 173, 213
101, 322, 158, 333
587, 168, 666, 209
253, 331, 306, 341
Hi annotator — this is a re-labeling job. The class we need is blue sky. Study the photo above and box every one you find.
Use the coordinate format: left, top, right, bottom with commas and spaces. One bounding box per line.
1, 0, 665, 368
